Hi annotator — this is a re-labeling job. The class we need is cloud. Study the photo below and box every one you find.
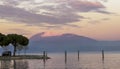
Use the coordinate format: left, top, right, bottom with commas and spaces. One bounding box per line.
33, 0, 107, 13
0, 5, 83, 25
0, 0, 110, 27
101, 0, 108, 2
88, 18, 110, 24
68, 0, 105, 12
95, 10, 112, 14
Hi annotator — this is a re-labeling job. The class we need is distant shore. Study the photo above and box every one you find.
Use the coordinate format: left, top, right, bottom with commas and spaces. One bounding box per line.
0, 55, 50, 60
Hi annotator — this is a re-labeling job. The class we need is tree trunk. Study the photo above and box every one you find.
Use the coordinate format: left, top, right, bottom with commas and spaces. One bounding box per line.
13, 46, 17, 56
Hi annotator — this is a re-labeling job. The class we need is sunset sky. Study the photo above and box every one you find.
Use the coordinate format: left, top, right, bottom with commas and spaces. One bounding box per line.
0, 0, 120, 40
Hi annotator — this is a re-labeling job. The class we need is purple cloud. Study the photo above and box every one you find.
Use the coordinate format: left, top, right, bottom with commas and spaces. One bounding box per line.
0, 0, 110, 27
0, 5, 83, 25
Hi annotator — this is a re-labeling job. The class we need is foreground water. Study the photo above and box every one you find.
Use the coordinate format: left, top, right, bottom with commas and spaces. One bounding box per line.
1, 52, 120, 69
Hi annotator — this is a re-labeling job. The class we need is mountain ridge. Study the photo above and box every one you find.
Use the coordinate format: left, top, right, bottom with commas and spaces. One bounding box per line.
1, 32, 120, 53
30, 32, 97, 42
27, 32, 120, 52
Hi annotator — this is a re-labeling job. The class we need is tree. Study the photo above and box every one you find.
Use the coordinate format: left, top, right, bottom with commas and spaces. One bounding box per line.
7, 34, 29, 56
17, 44, 28, 55
0, 33, 5, 46
0, 33, 10, 49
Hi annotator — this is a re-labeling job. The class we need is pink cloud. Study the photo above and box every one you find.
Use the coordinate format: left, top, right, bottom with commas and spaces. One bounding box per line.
68, 0, 105, 12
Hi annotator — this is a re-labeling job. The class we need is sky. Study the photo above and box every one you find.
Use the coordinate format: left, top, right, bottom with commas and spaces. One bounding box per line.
0, 0, 120, 40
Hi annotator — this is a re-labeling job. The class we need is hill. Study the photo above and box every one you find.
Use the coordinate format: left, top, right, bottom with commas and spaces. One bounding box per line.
27, 32, 120, 52
1, 32, 120, 53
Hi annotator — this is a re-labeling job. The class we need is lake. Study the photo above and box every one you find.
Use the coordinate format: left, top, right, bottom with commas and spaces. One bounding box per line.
0, 52, 120, 69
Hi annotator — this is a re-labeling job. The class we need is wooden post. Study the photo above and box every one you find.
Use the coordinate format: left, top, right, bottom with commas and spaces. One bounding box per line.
65, 50, 67, 64
45, 51, 47, 59
78, 50, 79, 61
43, 51, 46, 57
102, 50, 104, 61
43, 51, 46, 69
43, 51, 46, 62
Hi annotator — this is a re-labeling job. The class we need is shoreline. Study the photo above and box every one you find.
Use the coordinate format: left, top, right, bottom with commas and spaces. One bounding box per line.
0, 55, 50, 60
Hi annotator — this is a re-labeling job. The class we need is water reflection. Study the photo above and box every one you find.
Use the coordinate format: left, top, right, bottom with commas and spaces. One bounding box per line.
0, 53, 119, 69
43, 59, 46, 69
65, 63, 68, 69
14, 60, 29, 69
0, 59, 28, 69
0, 60, 12, 69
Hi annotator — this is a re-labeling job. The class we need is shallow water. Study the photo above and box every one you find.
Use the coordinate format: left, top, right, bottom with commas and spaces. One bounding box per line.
1, 52, 120, 69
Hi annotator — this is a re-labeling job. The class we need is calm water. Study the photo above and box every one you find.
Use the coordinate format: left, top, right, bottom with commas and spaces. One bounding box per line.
1, 52, 120, 69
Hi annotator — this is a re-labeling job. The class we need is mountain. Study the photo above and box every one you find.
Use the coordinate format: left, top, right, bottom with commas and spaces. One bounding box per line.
27, 32, 120, 52
1, 32, 120, 53
30, 32, 97, 44
0, 32, 120, 53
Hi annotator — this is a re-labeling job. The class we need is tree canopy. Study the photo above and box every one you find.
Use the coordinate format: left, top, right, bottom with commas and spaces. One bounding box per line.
0, 33, 10, 47
7, 34, 29, 56
0, 33, 29, 56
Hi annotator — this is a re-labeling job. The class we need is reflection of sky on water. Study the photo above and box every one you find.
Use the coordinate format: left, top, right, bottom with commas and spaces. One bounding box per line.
1, 53, 120, 69
0, 59, 29, 69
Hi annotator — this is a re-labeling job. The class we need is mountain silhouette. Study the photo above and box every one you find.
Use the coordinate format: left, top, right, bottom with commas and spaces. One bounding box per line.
30, 32, 97, 43
1, 32, 120, 53
28, 32, 120, 52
